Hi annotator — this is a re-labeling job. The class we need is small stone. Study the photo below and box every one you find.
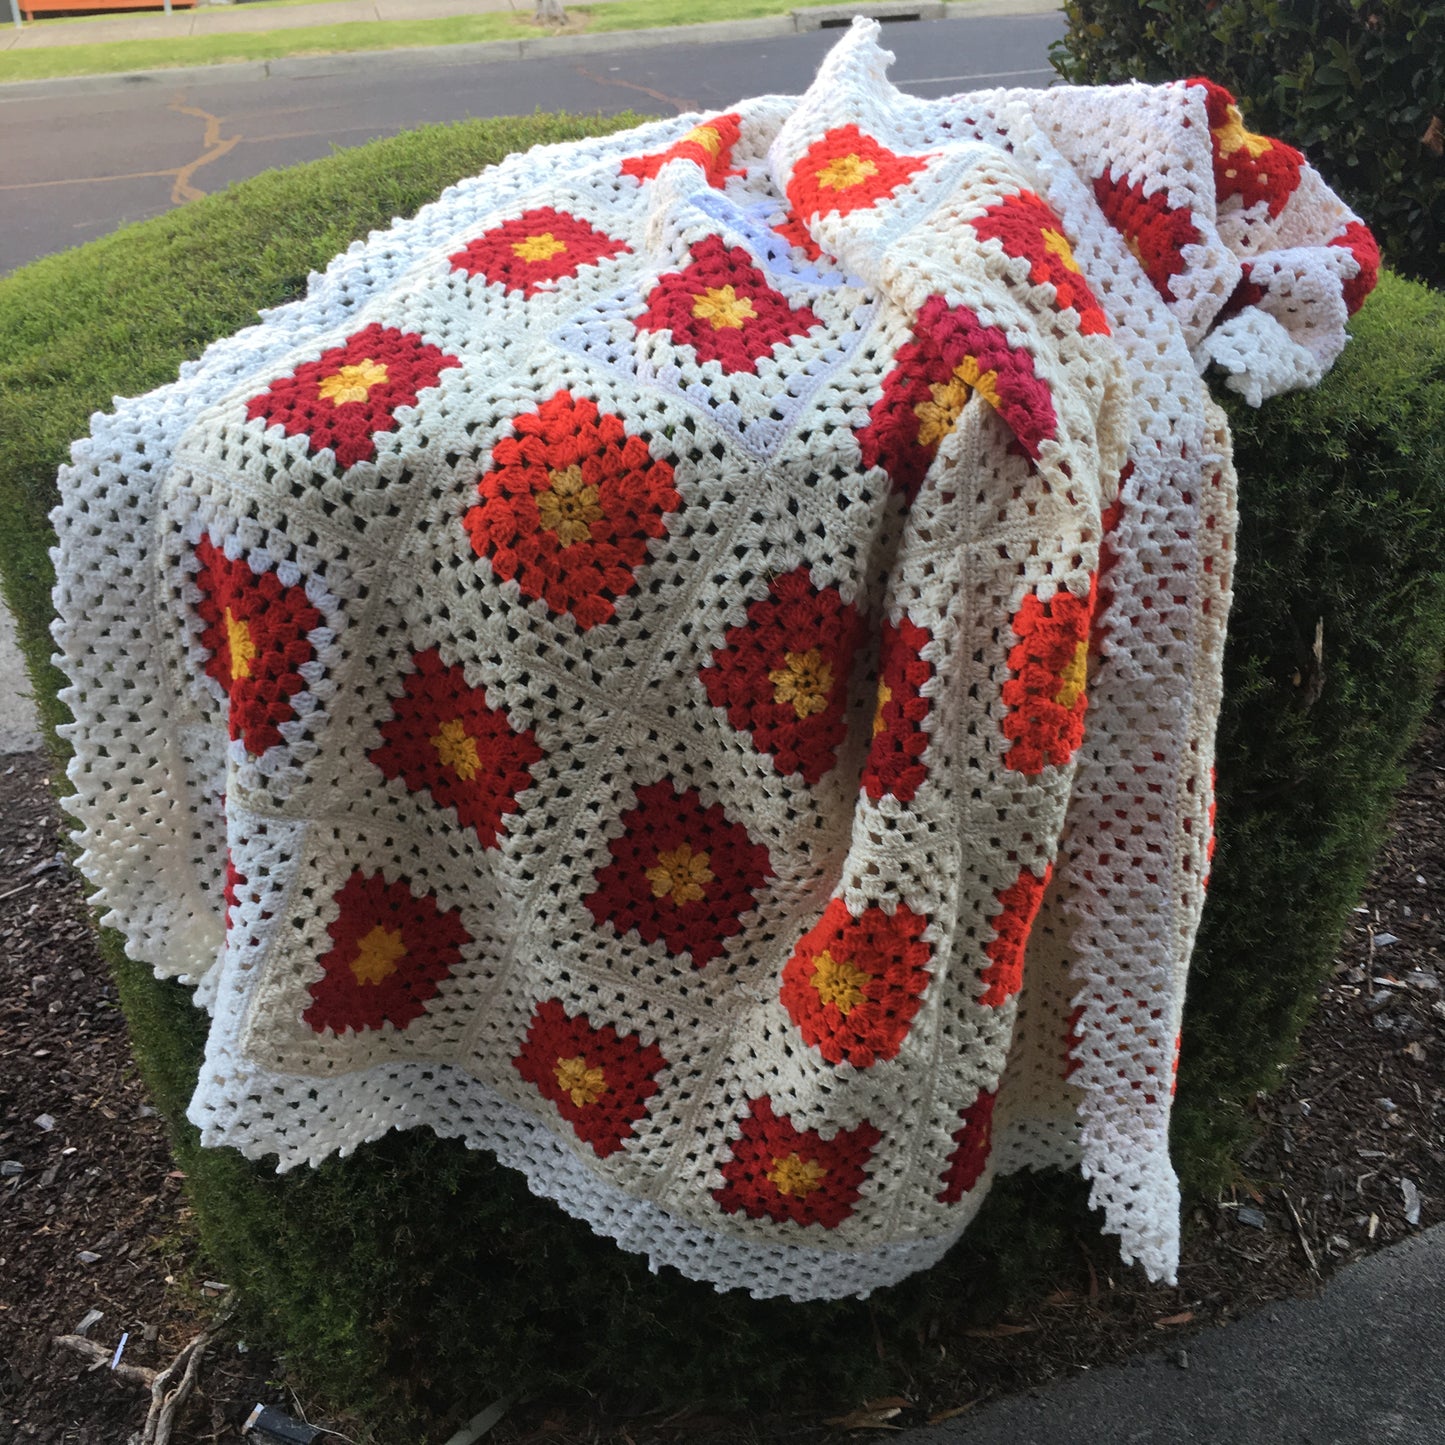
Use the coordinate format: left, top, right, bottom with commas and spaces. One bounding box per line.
1401, 1178, 1421, 1227
1236, 1205, 1268, 1229
1366, 990, 1395, 1014
74, 1310, 103, 1337
1377, 1097, 1398, 1112
33, 1114, 55, 1133
1406, 969, 1441, 993
1374, 932, 1400, 947
142, 1324, 158, 1343
76, 1250, 101, 1264
0, 1161, 22, 1179
137, 1105, 158, 1119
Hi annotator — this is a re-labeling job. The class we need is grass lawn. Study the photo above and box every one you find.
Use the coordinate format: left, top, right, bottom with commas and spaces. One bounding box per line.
0, 0, 815, 83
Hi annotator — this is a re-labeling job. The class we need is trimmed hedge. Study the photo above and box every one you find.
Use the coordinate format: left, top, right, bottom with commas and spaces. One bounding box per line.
2, 115, 1443, 1436
1050, 1, 1445, 286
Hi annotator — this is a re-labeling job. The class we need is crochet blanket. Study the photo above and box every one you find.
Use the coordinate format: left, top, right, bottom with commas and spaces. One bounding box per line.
50, 21, 1378, 1302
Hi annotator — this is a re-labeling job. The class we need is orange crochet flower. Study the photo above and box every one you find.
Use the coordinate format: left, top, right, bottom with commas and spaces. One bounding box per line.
857, 295, 1058, 503
449, 207, 631, 297
245, 323, 461, 469
303, 870, 471, 1035
368, 648, 544, 848
779, 898, 933, 1067
634, 235, 822, 375
464, 391, 681, 630
977, 864, 1053, 1007
937, 1087, 997, 1203
1000, 583, 1096, 775
513, 998, 668, 1158
1092, 171, 1202, 303
787, 123, 927, 222
699, 565, 864, 784
585, 780, 773, 967
862, 614, 934, 803
1187, 78, 1304, 221
715, 1096, 881, 1228
620, 112, 744, 189
970, 190, 1110, 336
193, 537, 324, 757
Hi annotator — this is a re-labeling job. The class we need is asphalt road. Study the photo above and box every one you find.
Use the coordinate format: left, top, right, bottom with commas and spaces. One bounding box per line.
0, 12, 1063, 275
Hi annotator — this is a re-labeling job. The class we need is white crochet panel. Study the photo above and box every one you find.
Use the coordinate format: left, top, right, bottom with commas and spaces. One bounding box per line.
50, 22, 1375, 1301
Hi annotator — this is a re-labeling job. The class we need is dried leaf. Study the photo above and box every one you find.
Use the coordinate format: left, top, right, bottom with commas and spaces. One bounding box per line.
963, 1321, 1038, 1338
822, 1405, 904, 1430
1153, 1310, 1195, 1329
1422, 114, 1444, 156
926, 1402, 978, 1425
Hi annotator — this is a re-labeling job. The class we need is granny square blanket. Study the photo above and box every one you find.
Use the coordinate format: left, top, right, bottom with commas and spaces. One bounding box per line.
51, 21, 1378, 1301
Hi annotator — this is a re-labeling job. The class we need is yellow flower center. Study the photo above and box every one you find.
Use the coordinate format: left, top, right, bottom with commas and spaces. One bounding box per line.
1125, 232, 1145, 265
768, 648, 834, 719
816, 153, 878, 191
430, 717, 481, 781
1212, 105, 1273, 160
691, 285, 758, 331
646, 843, 714, 906
512, 232, 568, 262
810, 949, 871, 1015
536, 464, 603, 547
767, 1153, 828, 1198
554, 1055, 608, 1107
681, 123, 723, 157
913, 357, 1002, 448
872, 680, 893, 737
1041, 226, 1083, 274
317, 358, 388, 406
350, 924, 407, 986
224, 607, 257, 682
1054, 637, 1090, 711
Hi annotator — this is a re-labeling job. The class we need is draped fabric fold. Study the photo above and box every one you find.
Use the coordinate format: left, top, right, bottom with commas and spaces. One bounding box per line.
51, 21, 1376, 1300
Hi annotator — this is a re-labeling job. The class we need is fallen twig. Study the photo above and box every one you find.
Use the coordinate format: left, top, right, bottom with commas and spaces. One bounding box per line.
141, 1298, 237, 1445
52, 1334, 157, 1390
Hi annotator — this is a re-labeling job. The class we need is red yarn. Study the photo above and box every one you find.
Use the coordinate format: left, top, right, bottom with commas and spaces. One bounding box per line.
862, 614, 934, 803
585, 779, 773, 967
449, 207, 631, 297
937, 1087, 997, 1203
1186, 78, 1304, 221
1000, 583, 1095, 775
977, 863, 1053, 1007
779, 897, 933, 1068
1330, 221, 1381, 317
303, 869, 471, 1035
1092, 171, 1202, 302
620, 112, 744, 189
634, 235, 822, 375
193, 536, 323, 756
715, 1096, 881, 1228
699, 565, 863, 784
857, 294, 1058, 504
245, 322, 460, 469
513, 998, 668, 1158
369, 648, 543, 849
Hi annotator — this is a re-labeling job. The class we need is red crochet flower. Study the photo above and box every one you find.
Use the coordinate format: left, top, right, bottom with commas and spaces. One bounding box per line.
1092, 172, 1202, 303
620, 112, 744, 189
193, 536, 323, 756
1187, 78, 1304, 220
786, 123, 927, 221
303, 869, 471, 1035
937, 1087, 997, 1203
1330, 220, 1381, 317
773, 210, 824, 261
1000, 582, 1096, 775
714, 1096, 881, 1228
368, 648, 543, 849
513, 998, 668, 1158
857, 294, 1058, 504
862, 615, 934, 803
449, 207, 631, 297
464, 390, 681, 631
634, 235, 823, 375
977, 864, 1053, 1007
585, 780, 773, 967
699, 565, 864, 784
245, 323, 461, 469
970, 190, 1110, 335
779, 898, 933, 1068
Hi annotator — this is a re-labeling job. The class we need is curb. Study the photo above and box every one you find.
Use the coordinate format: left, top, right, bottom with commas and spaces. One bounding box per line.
0, 0, 1061, 99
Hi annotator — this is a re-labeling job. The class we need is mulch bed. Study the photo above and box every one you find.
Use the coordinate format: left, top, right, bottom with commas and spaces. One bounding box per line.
2, 698, 1441, 1444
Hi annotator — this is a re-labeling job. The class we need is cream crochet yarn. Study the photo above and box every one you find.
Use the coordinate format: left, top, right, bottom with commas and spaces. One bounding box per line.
50, 22, 1377, 1301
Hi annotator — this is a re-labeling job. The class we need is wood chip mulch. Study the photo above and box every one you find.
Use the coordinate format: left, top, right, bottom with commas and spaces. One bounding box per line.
2, 697, 1441, 1444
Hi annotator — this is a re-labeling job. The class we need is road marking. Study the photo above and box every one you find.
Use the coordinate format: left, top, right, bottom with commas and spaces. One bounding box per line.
167, 95, 240, 204
574, 64, 695, 115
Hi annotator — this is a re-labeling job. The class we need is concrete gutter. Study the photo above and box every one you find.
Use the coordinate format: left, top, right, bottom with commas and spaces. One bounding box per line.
0, 0, 1061, 98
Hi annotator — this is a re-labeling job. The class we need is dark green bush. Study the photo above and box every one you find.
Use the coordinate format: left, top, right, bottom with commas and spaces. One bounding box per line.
2, 115, 1443, 1438
1052, 0, 1445, 287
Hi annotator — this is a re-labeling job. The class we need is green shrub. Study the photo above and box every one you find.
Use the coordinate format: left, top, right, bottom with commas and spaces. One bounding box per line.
2, 115, 1443, 1437
1051, 0, 1445, 287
